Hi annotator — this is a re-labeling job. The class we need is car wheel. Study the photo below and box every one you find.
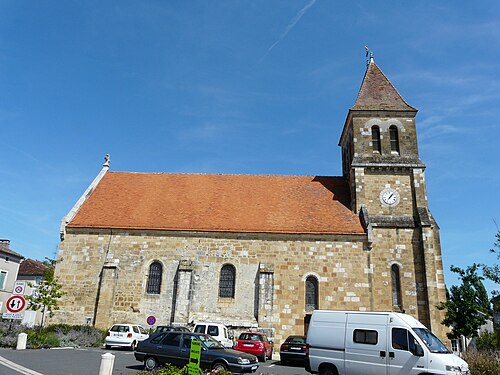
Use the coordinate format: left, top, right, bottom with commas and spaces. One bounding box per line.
144, 356, 158, 370
212, 362, 228, 371
130, 341, 137, 351
319, 364, 338, 375
105, 345, 111, 350
281, 358, 288, 366
260, 351, 267, 362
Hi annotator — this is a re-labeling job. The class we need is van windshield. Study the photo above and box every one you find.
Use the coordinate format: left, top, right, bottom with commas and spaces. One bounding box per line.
413, 328, 450, 353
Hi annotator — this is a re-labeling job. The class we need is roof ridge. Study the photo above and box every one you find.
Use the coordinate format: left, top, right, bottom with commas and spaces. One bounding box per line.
108, 171, 344, 178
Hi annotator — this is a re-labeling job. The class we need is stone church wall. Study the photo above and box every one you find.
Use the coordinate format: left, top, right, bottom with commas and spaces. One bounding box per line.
50, 227, 445, 346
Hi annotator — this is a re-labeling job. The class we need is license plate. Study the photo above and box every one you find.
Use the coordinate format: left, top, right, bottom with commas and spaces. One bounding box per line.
243, 343, 253, 347
251, 366, 258, 370
290, 347, 301, 350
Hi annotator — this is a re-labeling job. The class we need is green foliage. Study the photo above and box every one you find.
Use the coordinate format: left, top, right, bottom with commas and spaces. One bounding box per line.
0, 320, 105, 348
26, 257, 65, 327
0, 320, 25, 347
139, 364, 234, 375
437, 264, 492, 341
26, 330, 60, 348
462, 351, 500, 375
482, 230, 500, 296
476, 331, 498, 351
140, 364, 191, 375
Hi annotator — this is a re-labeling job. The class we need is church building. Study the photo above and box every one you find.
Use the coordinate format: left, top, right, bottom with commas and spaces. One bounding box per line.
52, 56, 448, 344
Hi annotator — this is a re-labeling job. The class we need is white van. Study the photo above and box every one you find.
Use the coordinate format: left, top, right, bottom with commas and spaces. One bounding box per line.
305, 310, 470, 375
193, 322, 234, 348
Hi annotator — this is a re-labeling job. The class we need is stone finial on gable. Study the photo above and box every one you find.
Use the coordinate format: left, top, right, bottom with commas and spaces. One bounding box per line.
60, 155, 112, 240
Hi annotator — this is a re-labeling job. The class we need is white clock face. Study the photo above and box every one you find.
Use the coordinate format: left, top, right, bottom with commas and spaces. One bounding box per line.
380, 188, 400, 206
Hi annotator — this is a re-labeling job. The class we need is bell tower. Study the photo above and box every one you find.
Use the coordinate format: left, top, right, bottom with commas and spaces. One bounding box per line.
339, 55, 448, 340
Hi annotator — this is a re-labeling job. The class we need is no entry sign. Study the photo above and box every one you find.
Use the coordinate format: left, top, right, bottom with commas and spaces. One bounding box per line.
6, 295, 26, 313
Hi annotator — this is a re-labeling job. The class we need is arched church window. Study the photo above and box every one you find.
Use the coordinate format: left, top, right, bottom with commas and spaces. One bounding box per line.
389, 125, 400, 154
305, 275, 319, 311
372, 126, 381, 153
391, 264, 402, 309
146, 261, 162, 294
219, 264, 236, 298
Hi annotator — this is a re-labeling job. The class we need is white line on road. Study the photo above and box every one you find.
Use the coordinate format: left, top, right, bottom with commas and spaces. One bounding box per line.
0, 356, 44, 375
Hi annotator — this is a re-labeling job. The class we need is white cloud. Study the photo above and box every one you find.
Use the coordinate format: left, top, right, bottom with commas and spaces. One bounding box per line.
260, 0, 317, 62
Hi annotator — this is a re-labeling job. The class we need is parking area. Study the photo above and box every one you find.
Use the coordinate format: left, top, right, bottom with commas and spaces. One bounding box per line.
0, 347, 309, 375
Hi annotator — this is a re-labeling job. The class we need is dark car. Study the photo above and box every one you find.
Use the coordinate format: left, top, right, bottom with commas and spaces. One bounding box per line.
233, 332, 273, 362
153, 325, 191, 334
134, 331, 259, 373
279, 335, 307, 365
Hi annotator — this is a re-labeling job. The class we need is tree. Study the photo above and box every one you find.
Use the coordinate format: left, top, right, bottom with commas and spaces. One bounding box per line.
26, 258, 65, 328
482, 229, 500, 296
438, 264, 492, 344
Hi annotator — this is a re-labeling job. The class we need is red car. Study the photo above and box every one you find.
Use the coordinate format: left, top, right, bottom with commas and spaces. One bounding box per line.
233, 332, 273, 362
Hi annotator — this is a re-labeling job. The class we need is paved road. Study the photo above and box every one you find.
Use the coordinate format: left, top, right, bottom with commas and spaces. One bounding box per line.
0, 347, 309, 375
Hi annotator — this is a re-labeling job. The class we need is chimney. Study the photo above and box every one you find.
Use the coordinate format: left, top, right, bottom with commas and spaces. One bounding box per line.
0, 239, 10, 251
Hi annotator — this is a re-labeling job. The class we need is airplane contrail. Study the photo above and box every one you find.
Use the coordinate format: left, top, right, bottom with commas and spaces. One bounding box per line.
260, 0, 317, 62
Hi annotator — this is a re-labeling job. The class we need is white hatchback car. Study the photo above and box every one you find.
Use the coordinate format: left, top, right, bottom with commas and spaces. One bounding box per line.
105, 324, 149, 350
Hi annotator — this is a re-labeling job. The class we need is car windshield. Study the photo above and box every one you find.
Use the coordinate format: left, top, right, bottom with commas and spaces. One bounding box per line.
239, 333, 262, 341
413, 328, 450, 353
286, 336, 306, 344
110, 325, 129, 332
199, 334, 225, 349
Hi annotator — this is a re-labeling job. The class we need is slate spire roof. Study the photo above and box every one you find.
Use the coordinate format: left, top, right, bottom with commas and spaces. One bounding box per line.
352, 58, 416, 111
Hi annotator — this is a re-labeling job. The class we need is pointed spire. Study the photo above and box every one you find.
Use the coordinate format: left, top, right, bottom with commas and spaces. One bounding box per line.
352, 58, 416, 111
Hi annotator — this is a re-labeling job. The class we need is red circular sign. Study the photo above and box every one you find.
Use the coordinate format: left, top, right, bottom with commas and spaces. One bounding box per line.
147, 316, 156, 326
6, 295, 26, 313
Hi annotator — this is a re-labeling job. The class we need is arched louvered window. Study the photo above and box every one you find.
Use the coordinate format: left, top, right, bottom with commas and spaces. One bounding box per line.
146, 261, 162, 294
389, 125, 400, 154
391, 264, 402, 309
305, 276, 319, 311
219, 264, 236, 298
372, 126, 381, 153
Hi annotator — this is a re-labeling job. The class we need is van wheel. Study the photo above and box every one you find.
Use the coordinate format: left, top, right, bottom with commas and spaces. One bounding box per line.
212, 362, 228, 371
260, 352, 267, 362
144, 357, 158, 370
319, 364, 338, 375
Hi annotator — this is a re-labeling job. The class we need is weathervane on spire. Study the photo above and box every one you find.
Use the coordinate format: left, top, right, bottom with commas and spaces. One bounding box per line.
103, 154, 110, 167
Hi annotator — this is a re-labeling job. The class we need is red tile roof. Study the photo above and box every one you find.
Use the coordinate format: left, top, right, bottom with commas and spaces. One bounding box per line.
68, 172, 365, 235
19, 259, 50, 276
352, 61, 416, 111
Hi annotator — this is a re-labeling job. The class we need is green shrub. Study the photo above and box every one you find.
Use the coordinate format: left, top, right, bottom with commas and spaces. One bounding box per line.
476, 331, 497, 351
0, 320, 25, 347
139, 364, 234, 375
0, 320, 105, 349
463, 351, 500, 375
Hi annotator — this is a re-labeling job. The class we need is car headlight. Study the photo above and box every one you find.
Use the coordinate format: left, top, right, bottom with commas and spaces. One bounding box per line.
445, 365, 470, 374
237, 358, 250, 364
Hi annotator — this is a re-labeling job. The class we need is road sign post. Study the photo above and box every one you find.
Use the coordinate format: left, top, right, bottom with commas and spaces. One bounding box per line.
6, 295, 26, 313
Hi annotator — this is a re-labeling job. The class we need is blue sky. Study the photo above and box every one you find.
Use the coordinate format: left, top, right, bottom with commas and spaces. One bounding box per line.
1, 1, 499, 294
